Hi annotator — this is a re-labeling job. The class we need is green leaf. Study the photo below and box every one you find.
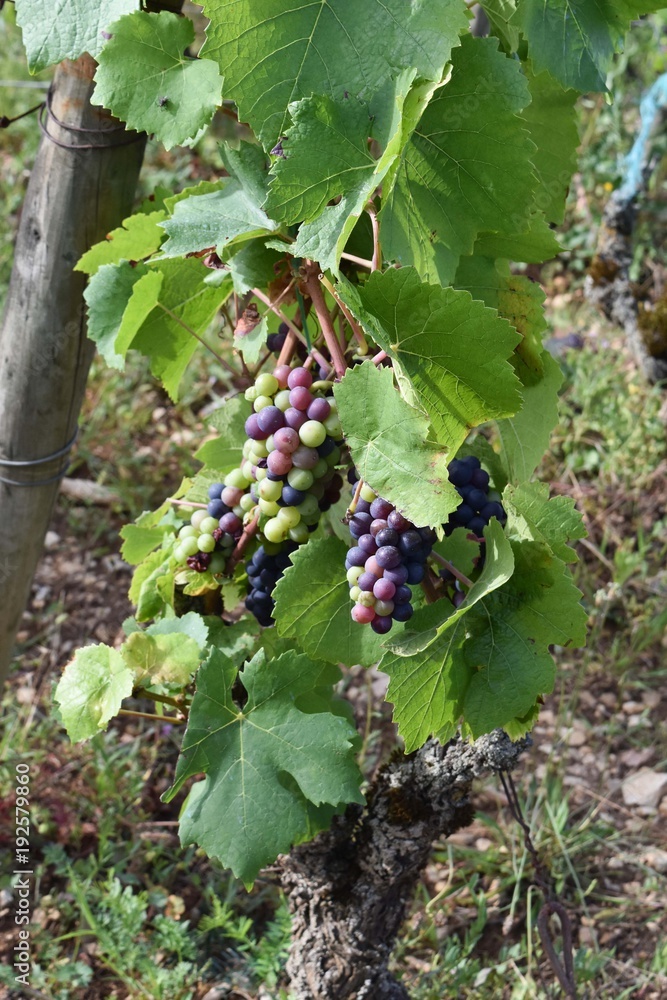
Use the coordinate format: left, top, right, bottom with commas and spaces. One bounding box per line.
496, 274, 548, 384
480, 0, 520, 50
272, 536, 389, 667
381, 520, 515, 749
55, 645, 134, 743
76, 210, 167, 277
202, 0, 468, 149
513, 0, 664, 92
497, 350, 563, 483
228, 240, 286, 295
503, 481, 586, 562
334, 363, 460, 528
341, 269, 521, 452
380, 35, 536, 283
122, 631, 202, 687
15, 0, 137, 72
149, 611, 209, 649
194, 395, 251, 471
92, 11, 223, 149
522, 66, 579, 225
165, 647, 363, 885
204, 617, 262, 667
130, 259, 233, 400
160, 143, 279, 258
461, 542, 587, 737
129, 548, 175, 622
473, 214, 562, 264
84, 263, 163, 369
234, 315, 267, 366
454, 254, 511, 309
120, 523, 172, 565
288, 73, 418, 272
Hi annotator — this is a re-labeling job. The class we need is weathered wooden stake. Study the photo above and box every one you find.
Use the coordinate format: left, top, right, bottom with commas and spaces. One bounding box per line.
0, 55, 146, 684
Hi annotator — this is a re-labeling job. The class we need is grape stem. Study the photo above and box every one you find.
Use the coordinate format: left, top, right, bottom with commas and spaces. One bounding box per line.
156, 303, 241, 378
421, 568, 440, 604
340, 251, 373, 270
372, 350, 388, 366
366, 202, 382, 271
430, 551, 474, 589
303, 263, 348, 378
118, 709, 184, 724
319, 273, 369, 354
168, 498, 208, 510
344, 478, 364, 521
141, 690, 189, 713
252, 286, 330, 371
225, 512, 260, 575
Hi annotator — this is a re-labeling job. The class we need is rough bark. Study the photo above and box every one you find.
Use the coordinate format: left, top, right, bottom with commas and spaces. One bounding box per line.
0, 56, 146, 684
281, 731, 526, 1000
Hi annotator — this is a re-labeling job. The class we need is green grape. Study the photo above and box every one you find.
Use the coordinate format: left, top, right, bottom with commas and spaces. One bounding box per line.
313, 458, 329, 479
277, 506, 301, 528
209, 552, 226, 573
253, 394, 273, 412
255, 373, 279, 397
299, 420, 327, 448
226, 468, 251, 490
255, 466, 268, 481
259, 478, 283, 502
289, 523, 309, 544
240, 493, 256, 512
173, 544, 186, 563
244, 385, 260, 402
242, 460, 254, 481
258, 498, 281, 516
287, 468, 314, 491
357, 591, 376, 608
347, 566, 364, 586
360, 484, 376, 503
297, 494, 319, 518
275, 389, 291, 411
325, 445, 341, 467
350, 585, 362, 602
191, 509, 208, 530
198, 533, 216, 553
178, 525, 197, 540
182, 536, 200, 557
200, 516, 219, 534
264, 517, 288, 543
324, 414, 342, 438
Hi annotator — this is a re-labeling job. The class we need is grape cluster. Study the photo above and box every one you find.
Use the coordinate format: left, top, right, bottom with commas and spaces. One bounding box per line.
173, 498, 241, 575
345, 474, 435, 634
443, 455, 506, 537
245, 542, 297, 627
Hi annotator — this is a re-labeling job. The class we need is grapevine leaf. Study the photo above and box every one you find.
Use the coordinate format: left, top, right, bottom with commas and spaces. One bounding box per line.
228, 241, 286, 295
164, 647, 363, 885
380, 35, 536, 284
129, 549, 175, 622
54, 645, 134, 743
84, 263, 163, 369
342, 269, 521, 452
234, 316, 267, 366
473, 214, 562, 264
479, 0, 520, 50
122, 631, 202, 687
15, 0, 137, 72
497, 350, 563, 483
513, 0, 664, 92
503, 482, 586, 562
334, 364, 460, 528
204, 617, 262, 667
202, 0, 468, 149
497, 274, 548, 384
288, 73, 417, 272
120, 524, 172, 564
92, 11, 223, 149
194, 395, 251, 471
149, 612, 209, 649
381, 520, 514, 749
522, 66, 579, 225
454, 254, 510, 309
272, 536, 390, 667
76, 210, 167, 277
128, 259, 233, 400
461, 543, 587, 737
160, 144, 279, 258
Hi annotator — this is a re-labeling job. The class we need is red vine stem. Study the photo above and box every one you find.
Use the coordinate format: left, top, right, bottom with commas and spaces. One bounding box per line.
430, 551, 474, 589
340, 251, 373, 270
345, 478, 364, 520
420, 569, 439, 604
252, 286, 329, 371
303, 264, 348, 378
277, 330, 299, 368
319, 274, 369, 353
168, 498, 207, 510
372, 350, 388, 366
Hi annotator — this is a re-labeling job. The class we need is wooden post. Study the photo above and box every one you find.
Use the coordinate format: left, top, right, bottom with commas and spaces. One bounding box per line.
0, 55, 146, 684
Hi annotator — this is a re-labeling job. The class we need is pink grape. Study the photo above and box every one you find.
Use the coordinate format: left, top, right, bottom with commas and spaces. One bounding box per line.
273, 427, 300, 453
373, 578, 396, 601
274, 364, 291, 388
221, 486, 244, 507
292, 445, 319, 470
352, 604, 376, 624
290, 386, 313, 411
288, 366, 313, 390
307, 397, 331, 422
364, 556, 382, 578
285, 407, 307, 431
267, 450, 293, 476
219, 512, 242, 534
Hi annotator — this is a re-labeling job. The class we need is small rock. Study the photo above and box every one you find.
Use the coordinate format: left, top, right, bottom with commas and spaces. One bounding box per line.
658, 796, 667, 817
566, 725, 588, 747
627, 714, 643, 728
621, 769, 667, 808
642, 690, 661, 710
622, 700, 644, 715
600, 692, 618, 709
620, 747, 654, 769
44, 530, 60, 549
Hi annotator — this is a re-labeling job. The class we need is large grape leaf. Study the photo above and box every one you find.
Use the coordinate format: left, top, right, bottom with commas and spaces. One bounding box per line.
54, 645, 134, 743
164, 647, 363, 885
15, 0, 137, 72
340, 268, 521, 453
497, 273, 548, 385
121, 631, 202, 688
92, 11, 223, 149
195, 395, 251, 472
480, 0, 520, 50
382, 529, 587, 745
473, 215, 562, 265
496, 350, 563, 483
382, 520, 514, 748
514, 0, 665, 92
76, 211, 167, 277
334, 363, 460, 528
503, 481, 586, 562
272, 536, 389, 667
84, 263, 163, 369
380, 35, 537, 284
522, 67, 579, 225
160, 144, 279, 258
202, 0, 468, 149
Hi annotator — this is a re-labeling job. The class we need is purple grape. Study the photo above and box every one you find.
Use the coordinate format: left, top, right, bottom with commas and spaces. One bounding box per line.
282, 485, 306, 506
398, 530, 423, 556
370, 498, 394, 519
373, 578, 396, 601
481, 501, 506, 523
393, 584, 412, 604
467, 488, 488, 511
471, 468, 490, 491
447, 459, 473, 487
371, 616, 393, 634
289, 386, 313, 411
207, 499, 229, 519
285, 407, 307, 431
392, 602, 414, 622
370, 518, 388, 537
292, 445, 319, 470
384, 564, 409, 587
307, 398, 331, 422
452, 504, 474, 526
452, 591, 466, 609
468, 517, 486, 536
405, 561, 425, 584
219, 512, 242, 534
358, 534, 378, 554
376, 527, 399, 548
376, 545, 401, 569
208, 482, 224, 500
356, 499, 371, 514
349, 512, 373, 538
287, 366, 313, 389
316, 436, 336, 457
245, 413, 269, 440
358, 571, 378, 592
387, 510, 409, 532
257, 405, 286, 435
347, 546, 367, 567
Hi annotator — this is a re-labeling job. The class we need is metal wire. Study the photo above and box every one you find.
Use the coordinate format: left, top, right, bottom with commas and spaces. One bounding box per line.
0, 428, 78, 487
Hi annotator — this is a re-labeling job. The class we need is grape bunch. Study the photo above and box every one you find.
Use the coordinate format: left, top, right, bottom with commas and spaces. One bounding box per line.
173, 498, 242, 575
345, 473, 436, 634
443, 455, 506, 537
